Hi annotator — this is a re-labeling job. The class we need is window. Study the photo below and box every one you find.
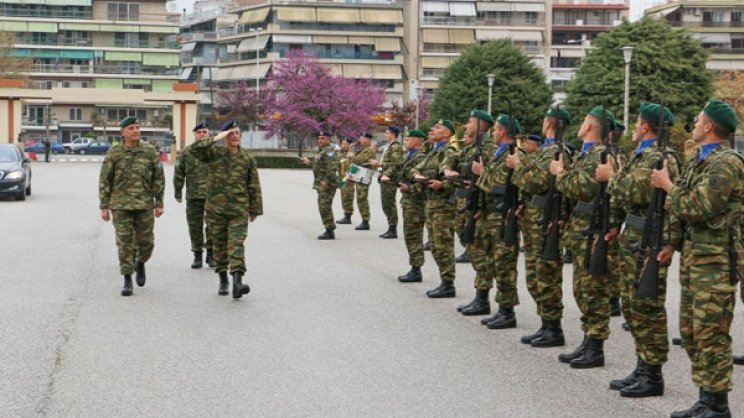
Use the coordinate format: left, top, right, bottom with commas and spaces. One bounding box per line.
500, 11, 512, 25
108, 2, 140, 21
27, 106, 45, 124
69, 108, 82, 121
526, 12, 538, 24
115, 32, 148, 47
732, 11, 742, 22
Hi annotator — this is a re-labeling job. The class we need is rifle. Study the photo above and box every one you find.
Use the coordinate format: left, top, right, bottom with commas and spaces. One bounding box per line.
502, 105, 520, 246
459, 127, 484, 245
634, 104, 670, 298
539, 106, 565, 261
584, 107, 611, 275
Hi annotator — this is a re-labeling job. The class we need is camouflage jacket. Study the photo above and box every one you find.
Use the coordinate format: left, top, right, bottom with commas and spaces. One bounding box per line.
352, 145, 376, 168
381, 141, 405, 178
477, 144, 524, 212
189, 138, 263, 218
555, 142, 612, 206
311, 144, 338, 190
412, 140, 460, 202
399, 148, 427, 202
514, 141, 572, 197
99, 141, 165, 210
173, 141, 209, 200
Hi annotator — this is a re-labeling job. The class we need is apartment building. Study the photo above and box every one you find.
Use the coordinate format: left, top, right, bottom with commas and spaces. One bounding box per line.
646, 0, 744, 71
0, 0, 182, 145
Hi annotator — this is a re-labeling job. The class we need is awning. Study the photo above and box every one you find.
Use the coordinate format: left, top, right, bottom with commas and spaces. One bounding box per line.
105, 51, 142, 62
476, 29, 510, 41
202, 67, 215, 80
215, 67, 234, 81
179, 67, 193, 80
239, 8, 270, 24
449, 2, 476, 16
693, 33, 731, 44
181, 42, 197, 52
348, 36, 374, 45
59, 50, 93, 59
59, 23, 98, 31
317, 7, 360, 23
0, 21, 27, 31
511, 31, 543, 42
237, 35, 270, 52
422, 1, 449, 13
476, 2, 511, 12
449, 29, 475, 44
422, 28, 449, 44
32, 50, 59, 59
421, 56, 451, 68
343, 64, 373, 78
275, 7, 317, 22
374, 37, 401, 52
512, 3, 545, 12
272, 34, 312, 44
215, 64, 271, 80
360, 9, 403, 24
27, 22, 58, 32
372, 65, 402, 80
328, 64, 344, 76
142, 53, 179, 66
96, 79, 123, 89
313, 35, 348, 44
654, 5, 681, 18
227, 44, 237, 53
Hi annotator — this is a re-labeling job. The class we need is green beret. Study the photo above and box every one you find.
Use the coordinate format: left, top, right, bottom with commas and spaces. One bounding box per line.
546, 107, 571, 125
119, 116, 138, 128
469, 110, 494, 126
435, 119, 455, 135
703, 99, 738, 133
588, 106, 617, 130
496, 113, 522, 134
406, 129, 427, 139
614, 121, 626, 131
639, 102, 674, 126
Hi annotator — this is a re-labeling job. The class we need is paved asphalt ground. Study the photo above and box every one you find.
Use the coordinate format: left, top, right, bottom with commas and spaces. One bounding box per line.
1, 162, 742, 418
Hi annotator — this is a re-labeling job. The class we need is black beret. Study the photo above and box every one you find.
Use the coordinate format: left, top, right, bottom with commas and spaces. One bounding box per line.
192, 122, 208, 132
318, 130, 332, 137
362, 132, 373, 139
220, 119, 239, 132
386, 126, 400, 136
525, 134, 544, 144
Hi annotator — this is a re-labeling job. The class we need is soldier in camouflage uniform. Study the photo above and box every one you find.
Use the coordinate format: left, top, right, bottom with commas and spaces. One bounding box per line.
550, 106, 618, 368
99, 116, 165, 296
336, 138, 356, 225
595, 103, 679, 397
190, 120, 263, 299
413, 119, 460, 298
472, 114, 523, 328
302, 131, 338, 240
451, 128, 476, 263
508, 107, 572, 347
371, 126, 404, 239
351, 132, 377, 230
396, 129, 428, 283
651, 100, 743, 418
174, 122, 215, 269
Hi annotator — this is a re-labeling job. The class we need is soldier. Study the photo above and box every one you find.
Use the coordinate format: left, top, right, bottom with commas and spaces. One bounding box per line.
596, 103, 679, 397
413, 120, 460, 298
99, 116, 165, 296
371, 126, 404, 239
336, 138, 355, 225
473, 113, 523, 328
174, 122, 215, 269
351, 132, 377, 230
651, 100, 743, 418
446, 123, 479, 264
549, 106, 618, 368
302, 131, 338, 240
43, 138, 51, 163
396, 129, 428, 282
190, 120, 263, 298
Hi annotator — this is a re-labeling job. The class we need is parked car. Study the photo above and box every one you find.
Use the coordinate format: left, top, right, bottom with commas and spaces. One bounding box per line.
76, 141, 111, 155
0, 144, 32, 201
62, 137, 93, 154
24, 141, 64, 155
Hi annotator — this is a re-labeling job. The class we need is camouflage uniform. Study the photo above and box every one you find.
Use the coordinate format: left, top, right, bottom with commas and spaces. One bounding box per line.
453, 143, 479, 243
610, 142, 679, 365
174, 142, 212, 253
400, 149, 427, 267
311, 144, 338, 230
380, 140, 404, 227
189, 138, 262, 273
98, 142, 165, 275
668, 144, 743, 393
340, 148, 355, 216
351, 146, 376, 222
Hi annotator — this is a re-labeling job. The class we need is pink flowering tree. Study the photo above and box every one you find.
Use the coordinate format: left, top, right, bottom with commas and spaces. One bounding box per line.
383, 97, 430, 131
263, 52, 385, 154
216, 81, 263, 130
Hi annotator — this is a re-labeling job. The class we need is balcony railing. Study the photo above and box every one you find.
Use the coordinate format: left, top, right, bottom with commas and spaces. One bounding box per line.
710, 48, 744, 55
179, 32, 218, 42
665, 21, 744, 28
33, 63, 180, 76
114, 40, 180, 49
0, 8, 93, 19
422, 16, 544, 26
17, 37, 93, 47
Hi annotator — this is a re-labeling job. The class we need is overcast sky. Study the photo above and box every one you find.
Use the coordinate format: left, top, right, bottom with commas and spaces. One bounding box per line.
174, 0, 668, 22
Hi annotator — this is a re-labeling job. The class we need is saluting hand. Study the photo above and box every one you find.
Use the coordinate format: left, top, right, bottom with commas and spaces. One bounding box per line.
549, 153, 564, 176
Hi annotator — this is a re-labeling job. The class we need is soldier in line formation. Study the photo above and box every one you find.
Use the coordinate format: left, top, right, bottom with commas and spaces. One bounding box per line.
99, 118, 263, 299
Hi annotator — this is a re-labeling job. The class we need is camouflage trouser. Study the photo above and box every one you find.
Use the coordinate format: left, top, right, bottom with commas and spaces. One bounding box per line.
535, 244, 564, 321
568, 215, 610, 340
186, 198, 212, 252
206, 208, 248, 274
111, 209, 154, 275
469, 212, 498, 290
520, 205, 541, 310
493, 217, 520, 307
340, 181, 355, 215
402, 197, 426, 267
425, 199, 456, 282
355, 183, 370, 221
680, 243, 736, 393
316, 188, 337, 230
380, 182, 398, 227
455, 196, 467, 242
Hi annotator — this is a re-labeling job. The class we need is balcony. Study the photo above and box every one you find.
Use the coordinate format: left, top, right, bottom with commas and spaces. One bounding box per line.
0, 8, 93, 20
32, 63, 180, 76
179, 32, 218, 43
422, 16, 544, 27
17, 37, 94, 47
710, 48, 744, 55
114, 40, 180, 49
667, 21, 744, 28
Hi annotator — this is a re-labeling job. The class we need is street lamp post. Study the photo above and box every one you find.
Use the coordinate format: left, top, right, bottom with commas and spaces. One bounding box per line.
621, 46, 634, 130
486, 73, 496, 114
251, 27, 263, 98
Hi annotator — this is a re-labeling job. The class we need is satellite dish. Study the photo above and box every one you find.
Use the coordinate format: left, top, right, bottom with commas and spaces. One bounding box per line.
166, 2, 178, 12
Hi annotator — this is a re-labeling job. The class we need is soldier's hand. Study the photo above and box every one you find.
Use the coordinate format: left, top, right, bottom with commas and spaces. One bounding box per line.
380, 174, 391, 182
398, 183, 409, 192
249, 216, 257, 223
428, 180, 443, 191
154, 207, 164, 218
471, 157, 484, 176
657, 245, 675, 265
414, 174, 426, 181
595, 159, 614, 182
549, 153, 564, 176
443, 169, 459, 178
214, 130, 231, 142
301, 157, 310, 165
506, 152, 520, 169
604, 227, 619, 242
176, 197, 182, 203
651, 159, 673, 192
369, 159, 381, 167
320, 181, 329, 190
101, 209, 110, 222
474, 210, 483, 221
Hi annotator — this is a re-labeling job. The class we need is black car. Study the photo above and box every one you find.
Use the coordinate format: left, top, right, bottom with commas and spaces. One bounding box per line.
0, 144, 32, 201
76, 141, 111, 155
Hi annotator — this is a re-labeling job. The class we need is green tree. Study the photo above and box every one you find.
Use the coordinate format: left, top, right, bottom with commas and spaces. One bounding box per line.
0, 32, 32, 83
564, 18, 713, 139
430, 40, 552, 134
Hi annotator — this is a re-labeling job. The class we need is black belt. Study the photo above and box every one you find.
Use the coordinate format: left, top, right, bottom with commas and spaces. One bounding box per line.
573, 201, 593, 216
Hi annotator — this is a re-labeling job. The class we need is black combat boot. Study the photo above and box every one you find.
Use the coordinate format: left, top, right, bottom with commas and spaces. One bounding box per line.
426, 280, 455, 298
672, 337, 682, 346
135, 259, 146, 287
531, 319, 565, 347
563, 248, 573, 264
486, 307, 516, 329
733, 355, 744, 365
398, 266, 422, 283
455, 250, 470, 263
481, 311, 501, 325
218, 272, 229, 296
461, 289, 490, 316
620, 360, 664, 398
622, 322, 631, 332
424, 241, 431, 251
610, 296, 621, 317
379, 225, 397, 239
570, 338, 605, 369
121, 274, 133, 296
231, 271, 250, 299
521, 318, 547, 344
558, 336, 588, 363
191, 251, 203, 269
671, 388, 708, 418
610, 357, 643, 390
336, 213, 352, 224
318, 229, 335, 240
696, 391, 731, 418
355, 220, 370, 230
205, 248, 216, 268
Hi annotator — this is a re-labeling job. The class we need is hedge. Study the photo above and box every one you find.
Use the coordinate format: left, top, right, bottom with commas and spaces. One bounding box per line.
254, 155, 309, 169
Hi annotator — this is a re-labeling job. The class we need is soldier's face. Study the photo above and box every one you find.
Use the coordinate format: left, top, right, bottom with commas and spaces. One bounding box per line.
464, 117, 478, 136
632, 115, 645, 143
578, 115, 594, 140
120, 124, 140, 141
691, 112, 709, 143
359, 136, 370, 147
522, 140, 538, 154
340, 141, 350, 151
385, 131, 396, 142
194, 129, 209, 140
492, 124, 507, 143
226, 128, 241, 147
318, 136, 330, 147
404, 137, 421, 150
542, 117, 552, 136
432, 124, 451, 141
